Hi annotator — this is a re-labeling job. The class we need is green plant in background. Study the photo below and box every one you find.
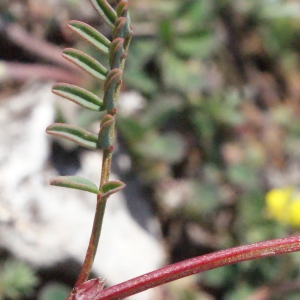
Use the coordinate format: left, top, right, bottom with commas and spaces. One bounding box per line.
38, 282, 70, 300
0, 259, 38, 300
1, 0, 300, 298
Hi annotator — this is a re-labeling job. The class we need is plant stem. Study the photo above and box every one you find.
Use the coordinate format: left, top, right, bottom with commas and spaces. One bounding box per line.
75, 193, 105, 286
95, 235, 300, 299
75, 156, 111, 287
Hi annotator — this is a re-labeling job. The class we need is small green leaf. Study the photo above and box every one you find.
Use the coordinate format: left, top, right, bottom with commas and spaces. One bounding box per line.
161, 51, 202, 92
39, 283, 70, 300
1, 260, 39, 299
115, 3, 132, 39
109, 38, 124, 69
103, 69, 122, 112
137, 133, 185, 163
174, 33, 215, 59
52, 83, 104, 111
98, 114, 114, 149
63, 48, 108, 81
118, 118, 147, 143
116, 1, 129, 17
113, 17, 130, 39
90, 0, 117, 28
68, 21, 111, 54
46, 123, 98, 149
104, 68, 122, 91
100, 180, 125, 197
50, 176, 99, 194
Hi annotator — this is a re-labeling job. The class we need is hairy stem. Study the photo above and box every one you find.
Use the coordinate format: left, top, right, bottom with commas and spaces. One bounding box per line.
95, 236, 300, 299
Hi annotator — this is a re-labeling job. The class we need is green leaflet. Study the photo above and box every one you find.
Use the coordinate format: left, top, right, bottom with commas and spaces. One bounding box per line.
46, 123, 98, 150
136, 132, 185, 163
100, 180, 125, 198
68, 21, 111, 54
50, 176, 99, 194
103, 69, 122, 112
113, 17, 130, 39
109, 38, 124, 69
116, 1, 129, 17
90, 0, 117, 28
115, 2, 132, 41
104, 68, 122, 91
63, 48, 108, 81
52, 83, 104, 111
98, 114, 114, 149
112, 17, 126, 38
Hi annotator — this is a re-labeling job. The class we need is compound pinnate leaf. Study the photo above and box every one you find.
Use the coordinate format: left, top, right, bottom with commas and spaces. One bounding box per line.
46, 123, 98, 149
100, 180, 125, 198
63, 48, 108, 82
52, 83, 104, 111
90, 0, 117, 28
68, 21, 111, 54
50, 176, 99, 194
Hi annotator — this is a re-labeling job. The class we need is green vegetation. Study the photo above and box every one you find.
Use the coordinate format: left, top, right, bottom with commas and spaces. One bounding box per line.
1, 0, 300, 299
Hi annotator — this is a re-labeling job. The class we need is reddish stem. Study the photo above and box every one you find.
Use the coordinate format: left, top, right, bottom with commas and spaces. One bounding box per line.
95, 236, 300, 300
4, 23, 78, 71
2, 62, 83, 84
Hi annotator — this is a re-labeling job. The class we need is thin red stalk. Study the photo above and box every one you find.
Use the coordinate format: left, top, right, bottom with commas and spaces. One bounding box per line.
2, 62, 83, 84
4, 23, 79, 71
95, 235, 300, 300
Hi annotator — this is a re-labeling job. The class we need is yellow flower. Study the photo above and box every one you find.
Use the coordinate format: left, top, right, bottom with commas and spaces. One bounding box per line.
288, 198, 300, 227
265, 187, 292, 223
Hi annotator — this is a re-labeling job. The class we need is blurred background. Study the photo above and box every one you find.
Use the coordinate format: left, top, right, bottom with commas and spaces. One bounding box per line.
1, 0, 300, 299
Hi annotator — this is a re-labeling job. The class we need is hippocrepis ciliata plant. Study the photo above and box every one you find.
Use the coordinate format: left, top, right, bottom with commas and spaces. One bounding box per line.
45, 0, 300, 299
